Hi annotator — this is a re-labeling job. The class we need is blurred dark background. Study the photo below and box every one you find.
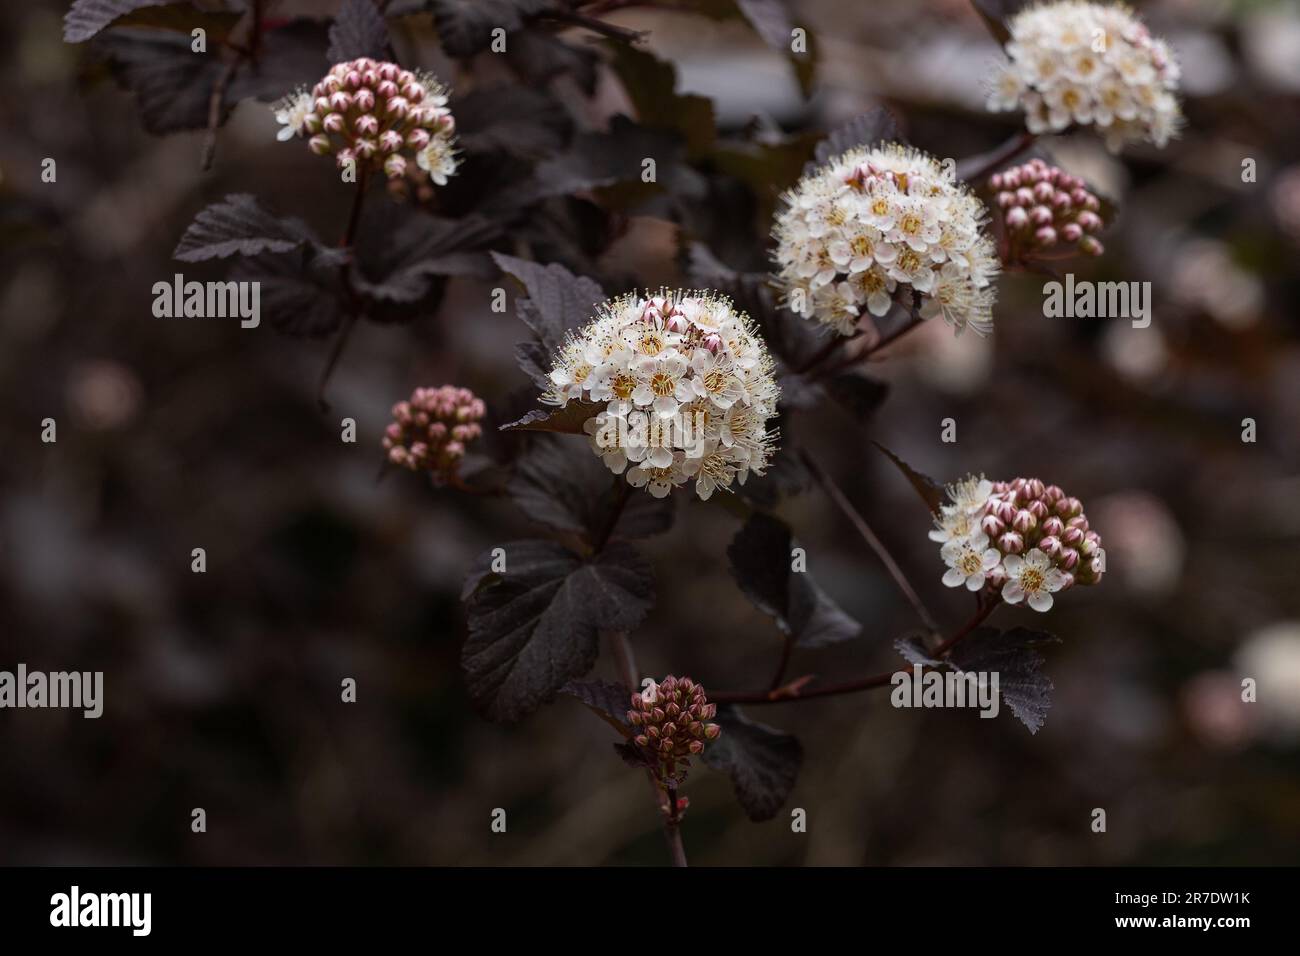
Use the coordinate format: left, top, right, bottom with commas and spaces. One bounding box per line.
2, 0, 1299, 865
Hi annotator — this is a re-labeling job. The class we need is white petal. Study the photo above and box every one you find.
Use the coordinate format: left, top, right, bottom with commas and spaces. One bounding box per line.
943, 568, 967, 588
1028, 591, 1054, 612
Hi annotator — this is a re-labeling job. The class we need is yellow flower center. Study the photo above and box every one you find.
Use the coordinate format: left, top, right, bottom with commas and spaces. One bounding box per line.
612, 373, 636, 400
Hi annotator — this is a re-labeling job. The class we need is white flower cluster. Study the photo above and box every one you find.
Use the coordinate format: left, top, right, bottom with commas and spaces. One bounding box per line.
772, 143, 999, 339
987, 1, 1182, 152
542, 291, 780, 500
931, 475, 1104, 613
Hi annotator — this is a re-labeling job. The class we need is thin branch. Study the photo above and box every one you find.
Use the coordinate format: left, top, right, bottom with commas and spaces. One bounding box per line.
318, 168, 371, 412
799, 449, 941, 637
955, 130, 1037, 184
545, 10, 648, 43
201, 0, 264, 170
201, 60, 239, 171
710, 600, 998, 705
768, 633, 795, 692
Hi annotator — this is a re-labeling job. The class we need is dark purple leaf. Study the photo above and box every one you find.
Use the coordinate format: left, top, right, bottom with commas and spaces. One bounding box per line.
96, 29, 228, 133
508, 436, 674, 542
949, 627, 1061, 734
491, 252, 605, 352
808, 107, 902, 173
454, 86, 572, 159
173, 194, 318, 262
327, 0, 393, 62
429, 0, 552, 58
872, 441, 945, 515
461, 539, 654, 722
728, 512, 861, 648
701, 705, 802, 822
561, 678, 634, 735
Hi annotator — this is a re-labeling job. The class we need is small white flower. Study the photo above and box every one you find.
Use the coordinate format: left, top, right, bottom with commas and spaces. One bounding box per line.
416, 136, 458, 185
1001, 548, 1067, 612
273, 90, 314, 141
945, 474, 994, 514
929, 505, 981, 544
941, 533, 1002, 591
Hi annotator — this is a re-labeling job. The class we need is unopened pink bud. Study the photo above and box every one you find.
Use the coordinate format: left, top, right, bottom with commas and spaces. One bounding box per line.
1077, 211, 1103, 233
1030, 205, 1053, 226
1035, 226, 1057, 246
999, 532, 1024, 554
309, 134, 333, 155
1006, 206, 1029, 229
354, 89, 375, 112
1061, 222, 1083, 242
384, 154, 407, 179
1079, 236, 1104, 256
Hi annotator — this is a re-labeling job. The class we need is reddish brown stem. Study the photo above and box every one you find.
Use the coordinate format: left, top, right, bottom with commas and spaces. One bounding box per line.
711, 600, 998, 705
318, 168, 371, 411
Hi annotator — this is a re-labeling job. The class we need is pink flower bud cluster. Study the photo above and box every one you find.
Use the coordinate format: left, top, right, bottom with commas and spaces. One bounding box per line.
627, 676, 721, 787
978, 478, 1105, 590
382, 385, 485, 483
993, 159, 1106, 258
275, 58, 458, 185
